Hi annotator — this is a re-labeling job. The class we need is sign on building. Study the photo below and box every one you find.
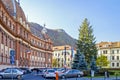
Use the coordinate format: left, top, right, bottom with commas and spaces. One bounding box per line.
10, 50, 15, 65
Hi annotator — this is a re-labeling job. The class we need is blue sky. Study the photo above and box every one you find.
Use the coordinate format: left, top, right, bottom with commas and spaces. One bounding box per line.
20, 0, 120, 43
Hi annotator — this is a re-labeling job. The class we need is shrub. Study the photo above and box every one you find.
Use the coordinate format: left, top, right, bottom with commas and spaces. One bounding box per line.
83, 70, 90, 76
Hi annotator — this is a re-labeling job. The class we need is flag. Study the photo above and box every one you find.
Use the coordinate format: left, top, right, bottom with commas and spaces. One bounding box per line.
71, 47, 74, 59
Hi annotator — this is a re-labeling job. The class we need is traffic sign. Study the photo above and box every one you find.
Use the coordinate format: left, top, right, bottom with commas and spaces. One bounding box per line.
10, 50, 15, 64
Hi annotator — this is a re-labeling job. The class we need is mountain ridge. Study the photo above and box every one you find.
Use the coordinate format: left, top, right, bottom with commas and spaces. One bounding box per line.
29, 22, 77, 48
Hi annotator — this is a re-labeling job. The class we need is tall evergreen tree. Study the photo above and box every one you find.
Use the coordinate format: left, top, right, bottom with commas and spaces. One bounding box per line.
77, 18, 97, 65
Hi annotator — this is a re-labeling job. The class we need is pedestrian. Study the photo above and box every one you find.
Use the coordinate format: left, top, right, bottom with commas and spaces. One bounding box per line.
107, 70, 109, 78
105, 71, 107, 78
105, 70, 109, 78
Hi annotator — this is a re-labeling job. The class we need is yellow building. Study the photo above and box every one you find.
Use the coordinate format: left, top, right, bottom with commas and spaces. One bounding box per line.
53, 45, 76, 68
97, 42, 120, 68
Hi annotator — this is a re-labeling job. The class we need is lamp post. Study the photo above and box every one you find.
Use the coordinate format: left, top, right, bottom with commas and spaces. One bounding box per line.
58, 57, 60, 68
64, 46, 66, 68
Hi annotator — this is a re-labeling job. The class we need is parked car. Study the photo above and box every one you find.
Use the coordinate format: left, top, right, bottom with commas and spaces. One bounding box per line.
20, 68, 31, 74
58, 69, 84, 79
56, 68, 67, 73
0, 68, 6, 72
43, 69, 56, 78
53, 68, 59, 72
0, 68, 23, 79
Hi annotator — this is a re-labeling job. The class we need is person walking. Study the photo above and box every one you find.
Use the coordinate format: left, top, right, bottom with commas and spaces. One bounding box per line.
105, 70, 109, 78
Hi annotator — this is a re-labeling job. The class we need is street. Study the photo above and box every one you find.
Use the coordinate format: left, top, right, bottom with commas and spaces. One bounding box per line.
21, 72, 120, 80
0, 72, 119, 80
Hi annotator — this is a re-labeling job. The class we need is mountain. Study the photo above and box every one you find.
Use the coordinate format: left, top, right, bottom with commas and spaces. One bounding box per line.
29, 22, 77, 47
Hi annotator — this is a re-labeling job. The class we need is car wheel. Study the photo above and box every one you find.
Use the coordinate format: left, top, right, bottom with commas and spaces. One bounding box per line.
0, 75, 3, 79
78, 74, 81, 77
62, 75, 65, 79
17, 75, 21, 79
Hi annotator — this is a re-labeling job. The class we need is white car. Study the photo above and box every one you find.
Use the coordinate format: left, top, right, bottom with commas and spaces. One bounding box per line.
0, 68, 23, 79
43, 69, 56, 78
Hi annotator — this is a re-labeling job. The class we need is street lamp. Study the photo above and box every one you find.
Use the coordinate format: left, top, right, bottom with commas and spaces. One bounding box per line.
64, 46, 66, 68
58, 57, 60, 68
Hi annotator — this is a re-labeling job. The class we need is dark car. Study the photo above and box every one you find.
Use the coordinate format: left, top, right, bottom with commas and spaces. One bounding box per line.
59, 69, 84, 79
20, 68, 31, 74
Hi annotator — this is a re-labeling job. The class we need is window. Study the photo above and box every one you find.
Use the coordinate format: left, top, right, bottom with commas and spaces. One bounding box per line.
20, 28, 22, 35
3, 15, 6, 23
1, 32, 3, 44
26, 33, 28, 39
62, 52, 64, 55
112, 50, 114, 54
103, 50, 107, 54
55, 53, 57, 56
5, 35, 7, 46
12, 69, 17, 73
117, 56, 119, 60
4, 69, 11, 73
7, 20, 10, 27
117, 50, 119, 53
24, 30, 25, 38
68, 58, 70, 61
58, 58, 60, 61
112, 56, 114, 60
10, 39, 11, 48
13, 26, 15, 32
0, 8, 2, 18
58, 53, 60, 56
117, 63, 119, 67
112, 63, 114, 67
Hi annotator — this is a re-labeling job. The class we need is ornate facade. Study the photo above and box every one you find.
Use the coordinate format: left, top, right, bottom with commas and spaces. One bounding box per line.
0, 0, 53, 69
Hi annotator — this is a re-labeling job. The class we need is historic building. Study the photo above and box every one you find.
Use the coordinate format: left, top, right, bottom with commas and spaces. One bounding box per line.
0, 0, 53, 69
53, 45, 76, 68
97, 42, 120, 68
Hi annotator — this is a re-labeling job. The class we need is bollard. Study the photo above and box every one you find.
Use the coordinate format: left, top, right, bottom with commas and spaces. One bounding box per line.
56, 72, 59, 80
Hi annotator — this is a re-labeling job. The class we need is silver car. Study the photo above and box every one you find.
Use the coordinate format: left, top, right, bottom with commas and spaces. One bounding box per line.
59, 69, 84, 79
0, 68, 23, 79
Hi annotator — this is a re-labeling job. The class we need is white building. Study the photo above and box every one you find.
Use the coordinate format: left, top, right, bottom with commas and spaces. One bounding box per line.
97, 42, 120, 68
52, 45, 76, 68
